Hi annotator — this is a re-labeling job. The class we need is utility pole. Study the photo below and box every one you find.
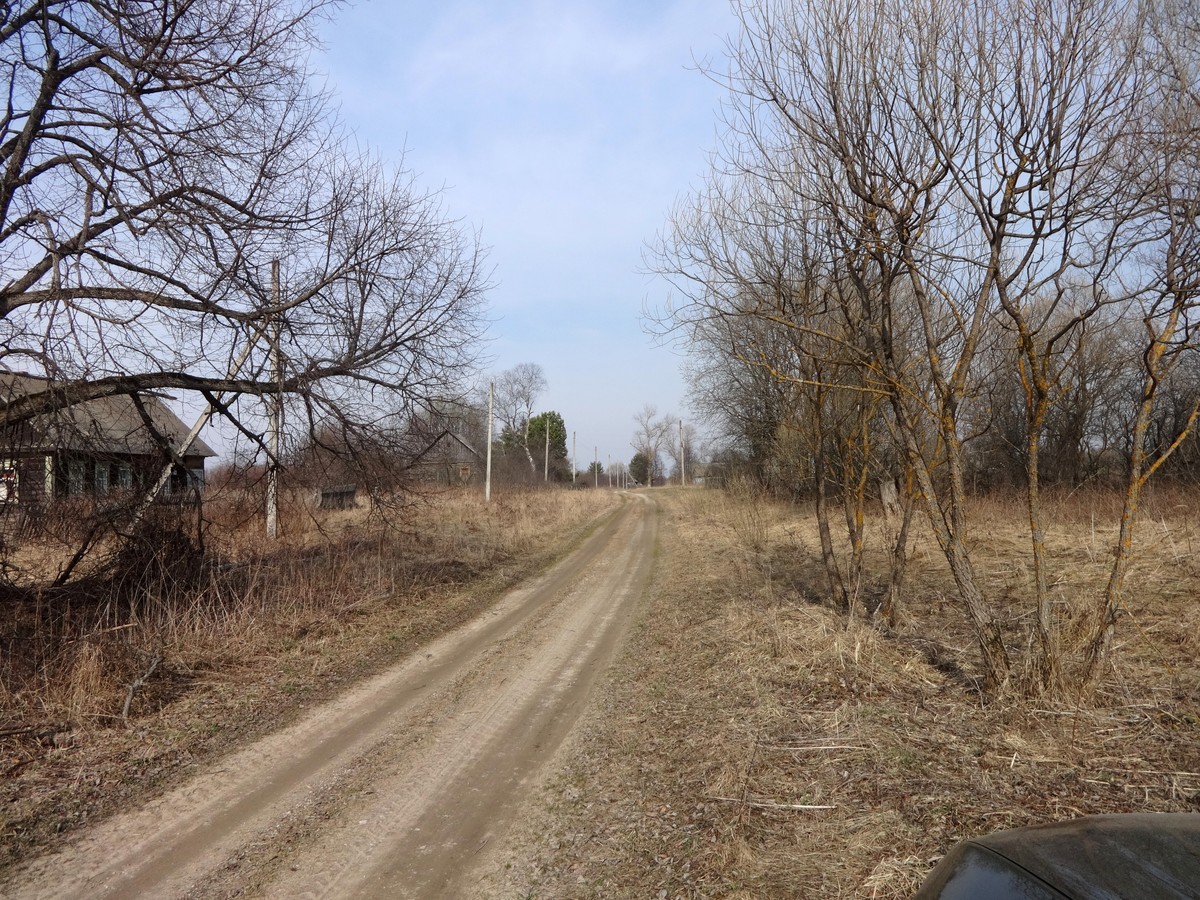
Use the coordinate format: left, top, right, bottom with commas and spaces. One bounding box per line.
266, 258, 281, 540
594, 446, 598, 488
607, 454, 611, 488
544, 425, 550, 482
572, 431, 577, 484
680, 419, 686, 487
131, 335, 261, 529
485, 381, 494, 503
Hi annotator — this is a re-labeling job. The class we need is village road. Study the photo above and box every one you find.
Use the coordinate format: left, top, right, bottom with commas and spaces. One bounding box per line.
7, 492, 658, 899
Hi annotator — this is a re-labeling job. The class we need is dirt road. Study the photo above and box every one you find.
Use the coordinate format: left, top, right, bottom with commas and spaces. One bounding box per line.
5, 492, 658, 899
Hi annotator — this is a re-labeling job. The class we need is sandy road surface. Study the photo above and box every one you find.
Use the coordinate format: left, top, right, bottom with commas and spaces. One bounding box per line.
5, 492, 658, 899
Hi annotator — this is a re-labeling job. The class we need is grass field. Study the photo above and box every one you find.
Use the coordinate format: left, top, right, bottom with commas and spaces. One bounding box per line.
2, 483, 1197, 895
503, 486, 1200, 898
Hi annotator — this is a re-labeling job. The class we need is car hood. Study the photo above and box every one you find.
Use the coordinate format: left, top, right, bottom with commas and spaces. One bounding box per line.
916, 813, 1200, 899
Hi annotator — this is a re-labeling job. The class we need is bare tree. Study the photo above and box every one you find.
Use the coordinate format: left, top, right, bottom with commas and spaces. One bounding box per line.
0, 1, 489, 525
492, 363, 548, 474
653, 0, 1196, 694
1081, 0, 1200, 677
631, 405, 674, 485
910, 0, 1147, 690
666, 420, 699, 486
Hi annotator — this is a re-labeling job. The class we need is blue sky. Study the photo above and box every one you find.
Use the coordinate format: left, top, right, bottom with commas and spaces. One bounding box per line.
315, 0, 735, 470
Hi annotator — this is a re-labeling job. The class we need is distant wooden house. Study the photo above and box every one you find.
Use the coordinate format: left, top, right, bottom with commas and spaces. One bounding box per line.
0, 373, 216, 506
689, 461, 725, 488
409, 428, 482, 485
402, 402, 486, 486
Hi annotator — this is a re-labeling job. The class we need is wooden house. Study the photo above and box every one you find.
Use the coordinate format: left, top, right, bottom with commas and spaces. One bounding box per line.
0, 373, 216, 506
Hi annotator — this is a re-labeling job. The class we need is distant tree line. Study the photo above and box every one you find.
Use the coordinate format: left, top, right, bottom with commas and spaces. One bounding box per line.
650, 0, 1199, 695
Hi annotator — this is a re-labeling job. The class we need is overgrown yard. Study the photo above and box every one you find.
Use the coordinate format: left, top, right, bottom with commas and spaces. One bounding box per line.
0, 486, 619, 871
498, 487, 1200, 898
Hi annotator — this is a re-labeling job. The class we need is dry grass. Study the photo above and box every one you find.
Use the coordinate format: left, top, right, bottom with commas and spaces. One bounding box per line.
0, 484, 618, 869
507, 485, 1200, 899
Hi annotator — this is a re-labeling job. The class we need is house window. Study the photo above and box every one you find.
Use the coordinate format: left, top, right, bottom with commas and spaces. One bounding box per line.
0, 460, 18, 503
67, 458, 85, 496
95, 462, 110, 494
117, 463, 133, 490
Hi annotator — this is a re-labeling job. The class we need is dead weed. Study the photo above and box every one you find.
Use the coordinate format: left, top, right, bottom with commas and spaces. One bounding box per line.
507, 487, 1200, 899
0, 485, 619, 871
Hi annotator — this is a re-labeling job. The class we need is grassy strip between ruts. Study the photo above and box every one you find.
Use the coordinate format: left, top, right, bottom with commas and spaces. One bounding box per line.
0, 486, 620, 874
495, 487, 1200, 899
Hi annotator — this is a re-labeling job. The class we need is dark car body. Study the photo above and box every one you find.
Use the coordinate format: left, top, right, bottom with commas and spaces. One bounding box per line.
913, 813, 1200, 899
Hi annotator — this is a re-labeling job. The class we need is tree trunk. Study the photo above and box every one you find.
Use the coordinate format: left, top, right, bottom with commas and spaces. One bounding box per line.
814, 437, 849, 612
1080, 303, 1198, 686
879, 472, 914, 628
901, 406, 1011, 694
1024, 373, 1059, 694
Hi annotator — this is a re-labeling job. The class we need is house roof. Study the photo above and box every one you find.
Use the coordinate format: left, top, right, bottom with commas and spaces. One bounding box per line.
0, 372, 217, 458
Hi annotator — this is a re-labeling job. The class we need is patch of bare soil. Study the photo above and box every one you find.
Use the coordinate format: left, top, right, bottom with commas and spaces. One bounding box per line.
488, 488, 1200, 899
0, 488, 620, 881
